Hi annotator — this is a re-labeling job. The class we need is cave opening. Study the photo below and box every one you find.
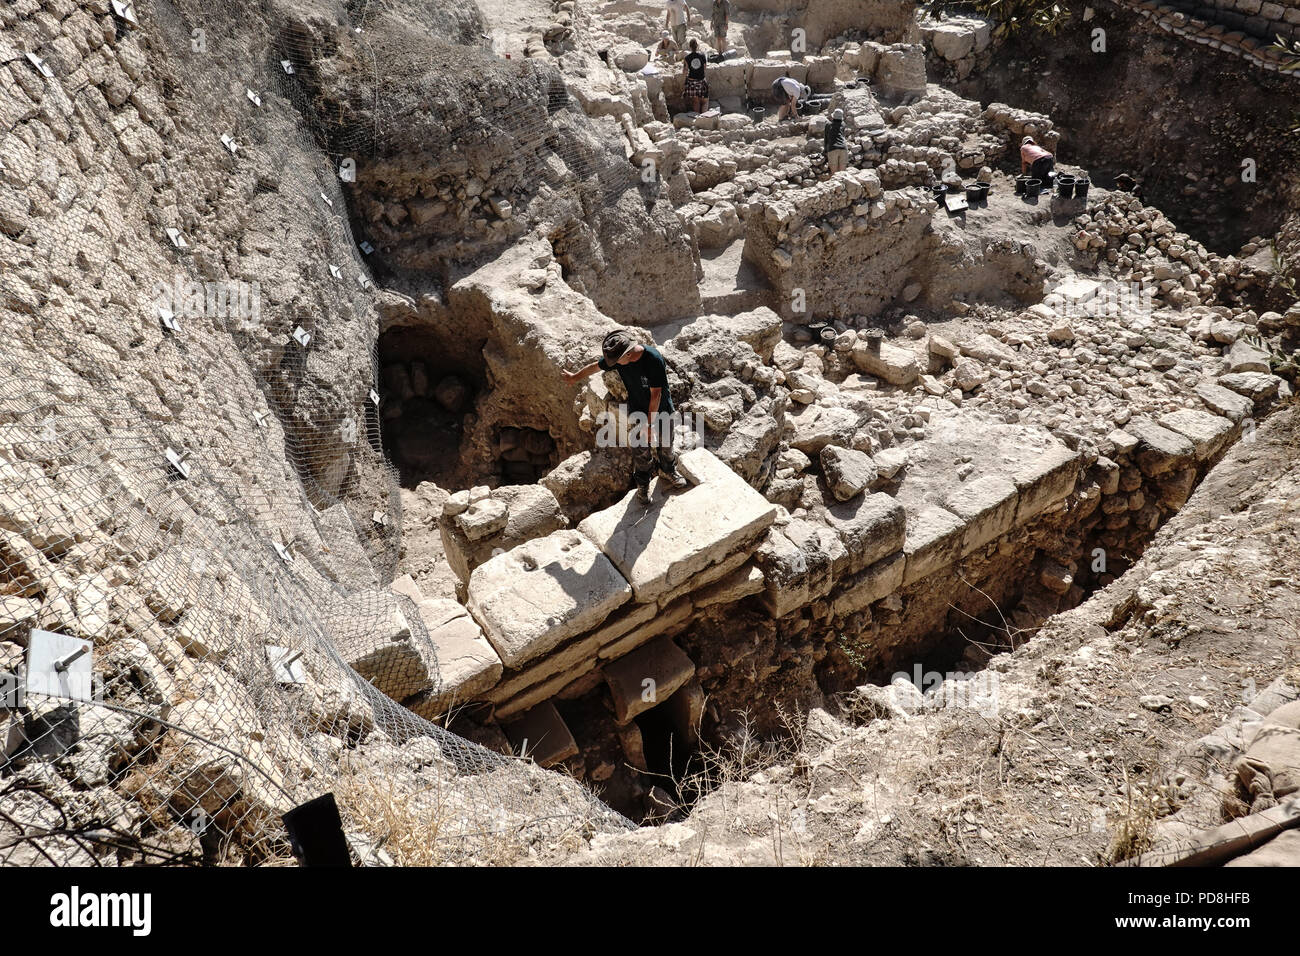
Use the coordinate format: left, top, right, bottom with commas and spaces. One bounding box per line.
377, 326, 479, 488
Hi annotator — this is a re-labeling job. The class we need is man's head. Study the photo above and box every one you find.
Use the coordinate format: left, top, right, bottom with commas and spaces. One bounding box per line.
602, 329, 641, 365
832, 108, 844, 121
1022, 135, 1035, 146
689, 38, 698, 52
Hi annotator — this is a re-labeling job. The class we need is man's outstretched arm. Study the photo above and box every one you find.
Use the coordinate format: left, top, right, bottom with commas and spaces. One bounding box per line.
562, 361, 602, 386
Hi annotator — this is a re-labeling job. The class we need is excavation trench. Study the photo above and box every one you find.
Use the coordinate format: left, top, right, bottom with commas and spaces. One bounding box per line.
933, 0, 1300, 258
443, 411, 1252, 825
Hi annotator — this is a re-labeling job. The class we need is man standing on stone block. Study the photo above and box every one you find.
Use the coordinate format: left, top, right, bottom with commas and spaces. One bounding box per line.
824, 108, 848, 175
562, 329, 689, 504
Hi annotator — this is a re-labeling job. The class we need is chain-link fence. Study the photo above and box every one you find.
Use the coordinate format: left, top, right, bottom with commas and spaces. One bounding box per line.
1, 0, 633, 865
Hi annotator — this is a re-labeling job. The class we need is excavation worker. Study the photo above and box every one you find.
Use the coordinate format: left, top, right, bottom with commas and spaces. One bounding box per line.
654, 29, 679, 61
1114, 172, 1145, 202
1020, 136, 1055, 182
684, 39, 710, 113
562, 329, 688, 503
824, 108, 848, 174
711, 0, 731, 53
666, 0, 690, 54
773, 76, 809, 121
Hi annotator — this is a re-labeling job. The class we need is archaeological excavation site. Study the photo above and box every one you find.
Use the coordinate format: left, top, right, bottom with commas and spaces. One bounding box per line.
2, 0, 1300, 880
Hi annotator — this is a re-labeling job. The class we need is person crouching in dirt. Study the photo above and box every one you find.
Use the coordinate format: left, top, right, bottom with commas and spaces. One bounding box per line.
773, 76, 808, 122
1114, 172, 1145, 202
562, 329, 688, 503
654, 30, 679, 62
824, 108, 848, 175
1020, 135, 1055, 183
684, 39, 710, 113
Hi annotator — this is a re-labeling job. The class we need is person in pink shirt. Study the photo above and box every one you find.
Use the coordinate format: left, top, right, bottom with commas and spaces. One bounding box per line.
1020, 136, 1055, 182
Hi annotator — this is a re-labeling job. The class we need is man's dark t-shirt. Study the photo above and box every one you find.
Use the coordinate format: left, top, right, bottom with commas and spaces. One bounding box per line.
599, 345, 674, 415
685, 51, 707, 80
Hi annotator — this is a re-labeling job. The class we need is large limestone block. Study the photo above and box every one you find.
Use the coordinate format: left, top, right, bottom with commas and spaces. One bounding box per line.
329, 596, 436, 702
403, 599, 503, 718
440, 484, 568, 583
756, 520, 839, 618
926, 21, 976, 60
942, 475, 1019, 555
579, 449, 778, 604
1010, 441, 1079, 522
466, 530, 632, 668
851, 340, 919, 385
786, 403, 859, 454
824, 492, 906, 575
1194, 381, 1253, 423
501, 702, 578, 767
831, 551, 905, 617
603, 637, 696, 725
902, 504, 966, 586
1156, 409, 1236, 462
1125, 418, 1196, 476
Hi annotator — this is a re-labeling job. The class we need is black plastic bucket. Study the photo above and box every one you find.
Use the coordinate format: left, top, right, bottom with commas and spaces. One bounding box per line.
1014, 175, 1031, 195
931, 184, 948, 201
966, 182, 990, 202
1023, 178, 1042, 198
1074, 177, 1090, 200
1056, 175, 1075, 198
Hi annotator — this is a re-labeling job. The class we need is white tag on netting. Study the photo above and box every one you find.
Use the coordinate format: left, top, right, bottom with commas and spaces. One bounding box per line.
368, 388, 380, 405
254, 410, 269, 428
372, 511, 389, 528
110, 1, 139, 27
158, 304, 180, 333
355, 274, 372, 291
273, 540, 294, 564
328, 264, 341, 279
291, 326, 312, 347
359, 240, 374, 255
220, 133, 239, 155
165, 227, 188, 249
281, 59, 295, 75
165, 446, 191, 479
26, 630, 95, 704
266, 645, 307, 684
320, 192, 333, 207
246, 88, 262, 107
25, 53, 54, 79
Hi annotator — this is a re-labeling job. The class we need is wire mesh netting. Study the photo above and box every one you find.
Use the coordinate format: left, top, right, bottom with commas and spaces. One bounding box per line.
0, 0, 634, 866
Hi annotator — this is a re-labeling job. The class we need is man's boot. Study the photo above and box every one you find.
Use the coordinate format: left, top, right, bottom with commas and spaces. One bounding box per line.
656, 455, 688, 491
633, 468, 653, 504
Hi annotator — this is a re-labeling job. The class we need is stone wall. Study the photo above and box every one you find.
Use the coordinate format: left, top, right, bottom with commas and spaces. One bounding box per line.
742, 170, 936, 320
